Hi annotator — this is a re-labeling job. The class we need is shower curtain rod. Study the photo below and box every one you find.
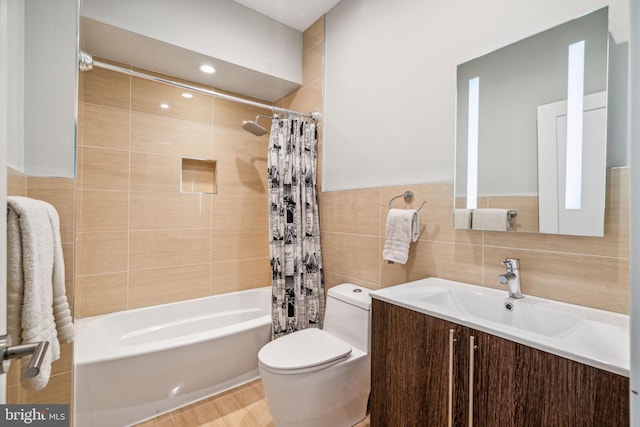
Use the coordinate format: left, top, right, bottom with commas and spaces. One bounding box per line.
78, 51, 319, 120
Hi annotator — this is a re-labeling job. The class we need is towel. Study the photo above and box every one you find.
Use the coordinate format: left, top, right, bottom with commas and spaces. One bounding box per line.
383, 209, 420, 264
454, 209, 473, 230
7, 196, 74, 391
471, 208, 510, 231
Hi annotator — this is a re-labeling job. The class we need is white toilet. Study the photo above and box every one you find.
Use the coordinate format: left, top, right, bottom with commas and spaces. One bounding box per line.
258, 283, 372, 427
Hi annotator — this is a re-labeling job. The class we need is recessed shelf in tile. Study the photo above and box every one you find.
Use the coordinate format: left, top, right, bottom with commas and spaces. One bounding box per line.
181, 158, 217, 194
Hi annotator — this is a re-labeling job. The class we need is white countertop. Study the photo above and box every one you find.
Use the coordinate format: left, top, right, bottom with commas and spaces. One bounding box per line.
370, 277, 630, 377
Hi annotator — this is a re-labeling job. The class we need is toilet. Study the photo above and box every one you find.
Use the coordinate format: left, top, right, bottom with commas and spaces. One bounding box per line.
258, 283, 372, 427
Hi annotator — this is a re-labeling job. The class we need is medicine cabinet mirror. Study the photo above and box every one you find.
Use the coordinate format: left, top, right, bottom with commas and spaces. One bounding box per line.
454, 8, 608, 236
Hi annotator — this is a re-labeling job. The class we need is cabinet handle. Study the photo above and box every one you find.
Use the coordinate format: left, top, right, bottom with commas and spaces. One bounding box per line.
448, 329, 455, 427
468, 335, 477, 427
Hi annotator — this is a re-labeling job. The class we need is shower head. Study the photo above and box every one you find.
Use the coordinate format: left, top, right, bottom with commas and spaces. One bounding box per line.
242, 115, 272, 136
242, 119, 267, 136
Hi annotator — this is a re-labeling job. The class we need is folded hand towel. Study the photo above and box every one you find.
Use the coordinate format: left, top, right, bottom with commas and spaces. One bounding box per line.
454, 209, 473, 229
471, 208, 510, 231
7, 196, 74, 391
383, 209, 420, 264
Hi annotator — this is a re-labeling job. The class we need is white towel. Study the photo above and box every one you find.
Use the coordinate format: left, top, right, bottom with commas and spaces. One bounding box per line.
7, 196, 74, 391
454, 209, 473, 229
383, 209, 420, 264
471, 208, 510, 231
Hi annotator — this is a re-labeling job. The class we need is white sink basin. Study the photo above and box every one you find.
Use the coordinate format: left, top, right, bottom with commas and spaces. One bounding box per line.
370, 277, 629, 376
417, 288, 585, 338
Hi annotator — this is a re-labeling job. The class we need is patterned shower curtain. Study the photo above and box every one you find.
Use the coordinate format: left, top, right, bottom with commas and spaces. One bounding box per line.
268, 116, 324, 339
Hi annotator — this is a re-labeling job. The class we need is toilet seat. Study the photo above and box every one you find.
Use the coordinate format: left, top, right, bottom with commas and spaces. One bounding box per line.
258, 328, 352, 375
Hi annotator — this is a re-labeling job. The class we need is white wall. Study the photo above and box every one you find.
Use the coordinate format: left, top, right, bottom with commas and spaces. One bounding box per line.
5, 0, 23, 172
23, 0, 78, 178
0, 0, 10, 404
629, 0, 639, 421
323, 0, 630, 191
80, 0, 302, 84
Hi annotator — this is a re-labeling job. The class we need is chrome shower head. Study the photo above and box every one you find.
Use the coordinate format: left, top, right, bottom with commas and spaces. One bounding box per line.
241, 115, 271, 136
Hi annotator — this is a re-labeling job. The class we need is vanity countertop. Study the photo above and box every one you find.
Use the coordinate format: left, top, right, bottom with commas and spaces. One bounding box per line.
370, 277, 629, 377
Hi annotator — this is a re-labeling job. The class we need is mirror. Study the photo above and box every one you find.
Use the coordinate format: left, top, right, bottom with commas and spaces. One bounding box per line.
454, 8, 608, 236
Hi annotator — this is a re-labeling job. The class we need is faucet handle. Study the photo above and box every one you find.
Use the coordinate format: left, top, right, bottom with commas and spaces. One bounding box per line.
501, 258, 520, 269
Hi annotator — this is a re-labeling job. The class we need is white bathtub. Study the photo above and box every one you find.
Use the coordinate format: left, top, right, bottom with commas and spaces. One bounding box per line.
74, 287, 272, 427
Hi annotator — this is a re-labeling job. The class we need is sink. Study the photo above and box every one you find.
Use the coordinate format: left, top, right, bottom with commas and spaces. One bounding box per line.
370, 277, 630, 376
417, 288, 585, 337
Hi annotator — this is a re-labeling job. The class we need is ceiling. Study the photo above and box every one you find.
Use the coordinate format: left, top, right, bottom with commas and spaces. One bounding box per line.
80, 1, 340, 102
231, 0, 342, 31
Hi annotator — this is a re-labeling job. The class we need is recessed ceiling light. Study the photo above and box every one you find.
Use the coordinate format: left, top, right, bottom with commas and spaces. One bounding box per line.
199, 64, 216, 74
160, 103, 170, 109
181, 92, 194, 99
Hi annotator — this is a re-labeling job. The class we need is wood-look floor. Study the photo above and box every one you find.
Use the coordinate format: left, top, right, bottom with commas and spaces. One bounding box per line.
134, 379, 371, 427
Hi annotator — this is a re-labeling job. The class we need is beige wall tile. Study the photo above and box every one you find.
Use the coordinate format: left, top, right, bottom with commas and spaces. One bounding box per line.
75, 273, 128, 318
76, 232, 128, 275
82, 63, 131, 110
131, 111, 212, 159
338, 188, 381, 235
323, 271, 380, 291
81, 103, 130, 150
303, 17, 324, 53
211, 194, 268, 229
131, 76, 212, 123
605, 167, 630, 258
211, 258, 271, 295
278, 84, 323, 116
8, 370, 72, 405
51, 342, 73, 376
302, 42, 323, 86
322, 231, 380, 284
409, 240, 483, 285
130, 229, 211, 271
130, 191, 211, 230
212, 128, 268, 196
7, 167, 26, 196
129, 264, 211, 309
319, 191, 343, 233
212, 227, 269, 262
212, 95, 271, 131
62, 243, 74, 303
130, 151, 181, 193
26, 177, 75, 242
76, 189, 128, 233
80, 147, 129, 191
482, 246, 629, 313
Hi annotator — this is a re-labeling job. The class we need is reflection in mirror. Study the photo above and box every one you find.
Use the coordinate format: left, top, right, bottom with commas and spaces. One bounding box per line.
454, 8, 608, 236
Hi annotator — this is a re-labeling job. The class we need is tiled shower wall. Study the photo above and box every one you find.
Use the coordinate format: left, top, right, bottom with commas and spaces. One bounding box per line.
6, 168, 75, 404
75, 65, 276, 318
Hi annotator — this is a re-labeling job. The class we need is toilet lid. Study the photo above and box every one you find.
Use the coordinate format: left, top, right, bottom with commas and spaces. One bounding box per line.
258, 328, 352, 372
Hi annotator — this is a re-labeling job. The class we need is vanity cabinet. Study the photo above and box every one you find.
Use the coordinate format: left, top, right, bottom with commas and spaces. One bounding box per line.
370, 300, 629, 426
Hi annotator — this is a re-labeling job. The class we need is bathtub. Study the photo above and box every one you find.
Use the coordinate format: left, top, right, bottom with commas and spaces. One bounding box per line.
74, 287, 272, 427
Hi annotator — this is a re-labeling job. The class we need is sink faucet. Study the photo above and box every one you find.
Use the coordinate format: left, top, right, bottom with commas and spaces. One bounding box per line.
498, 258, 523, 299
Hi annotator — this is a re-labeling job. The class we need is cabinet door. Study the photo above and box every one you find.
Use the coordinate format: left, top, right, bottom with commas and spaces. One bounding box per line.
472, 330, 629, 427
371, 300, 452, 426
470, 330, 518, 426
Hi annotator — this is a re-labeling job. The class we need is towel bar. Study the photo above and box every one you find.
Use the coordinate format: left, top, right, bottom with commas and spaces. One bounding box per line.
388, 191, 426, 212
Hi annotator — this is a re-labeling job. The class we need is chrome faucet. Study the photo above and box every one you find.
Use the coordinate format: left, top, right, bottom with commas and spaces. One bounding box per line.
498, 258, 523, 299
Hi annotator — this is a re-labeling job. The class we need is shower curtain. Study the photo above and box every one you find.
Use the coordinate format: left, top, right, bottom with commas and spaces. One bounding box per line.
268, 116, 324, 339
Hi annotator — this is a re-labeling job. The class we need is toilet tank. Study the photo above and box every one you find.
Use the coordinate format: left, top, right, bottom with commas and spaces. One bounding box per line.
323, 284, 372, 352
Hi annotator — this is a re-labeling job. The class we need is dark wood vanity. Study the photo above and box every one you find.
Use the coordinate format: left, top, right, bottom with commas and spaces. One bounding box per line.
370, 300, 629, 426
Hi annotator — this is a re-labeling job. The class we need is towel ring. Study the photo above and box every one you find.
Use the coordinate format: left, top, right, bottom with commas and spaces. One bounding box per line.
388, 191, 426, 212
